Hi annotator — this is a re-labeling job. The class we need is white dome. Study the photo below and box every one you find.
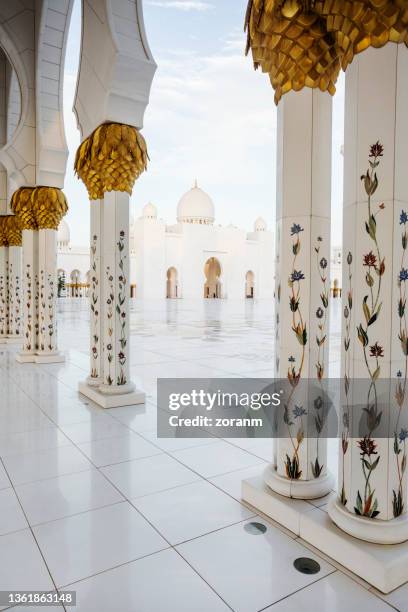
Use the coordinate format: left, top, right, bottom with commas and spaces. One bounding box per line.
254, 217, 267, 232
143, 202, 157, 219
58, 219, 70, 246
177, 181, 214, 225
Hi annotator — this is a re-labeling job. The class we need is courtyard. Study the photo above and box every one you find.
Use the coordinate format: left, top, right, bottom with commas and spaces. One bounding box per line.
0, 298, 405, 610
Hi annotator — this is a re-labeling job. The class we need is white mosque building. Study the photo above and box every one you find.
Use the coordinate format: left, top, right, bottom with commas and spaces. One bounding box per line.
132, 182, 275, 300
57, 182, 343, 300
57, 182, 276, 300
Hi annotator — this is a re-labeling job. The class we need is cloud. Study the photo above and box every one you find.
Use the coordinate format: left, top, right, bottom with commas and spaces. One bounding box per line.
147, 1, 213, 11
133, 44, 277, 229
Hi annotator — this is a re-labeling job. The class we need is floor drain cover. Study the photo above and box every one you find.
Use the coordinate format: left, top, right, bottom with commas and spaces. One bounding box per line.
244, 522, 267, 535
293, 557, 320, 575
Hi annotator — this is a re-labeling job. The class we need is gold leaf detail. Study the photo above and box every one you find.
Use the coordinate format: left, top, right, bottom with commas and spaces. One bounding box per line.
245, 0, 408, 104
74, 123, 148, 200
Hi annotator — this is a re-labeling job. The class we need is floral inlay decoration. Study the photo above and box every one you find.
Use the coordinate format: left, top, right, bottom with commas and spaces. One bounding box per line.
341, 251, 353, 506
354, 142, 385, 519
393, 208, 408, 517
90, 235, 99, 379
284, 223, 307, 480
116, 230, 127, 386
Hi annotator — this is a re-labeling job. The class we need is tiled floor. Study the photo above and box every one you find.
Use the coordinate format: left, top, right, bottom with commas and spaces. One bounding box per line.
0, 298, 403, 611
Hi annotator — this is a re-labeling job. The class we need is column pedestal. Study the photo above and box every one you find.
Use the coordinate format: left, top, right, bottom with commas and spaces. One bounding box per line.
242, 473, 408, 593
78, 382, 145, 409
328, 497, 408, 545
263, 464, 334, 499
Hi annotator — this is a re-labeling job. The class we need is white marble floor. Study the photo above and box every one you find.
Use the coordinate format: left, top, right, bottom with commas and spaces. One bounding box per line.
0, 298, 404, 611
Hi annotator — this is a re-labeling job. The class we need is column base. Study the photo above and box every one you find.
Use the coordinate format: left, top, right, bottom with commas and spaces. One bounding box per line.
242, 474, 408, 593
242, 472, 319, 534
98, 381, 136, 395
6, 336, 22, 345
263, 464, 334, 499
78, 381, 146, 409
0, 337, 7, 344
86, 375, 102, 387
35, 352, 65, 364
16, 352, 36, 363
328, 497, 408, 545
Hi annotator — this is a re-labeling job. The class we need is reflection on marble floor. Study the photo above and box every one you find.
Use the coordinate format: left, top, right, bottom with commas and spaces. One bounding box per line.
0, 298, 402, 611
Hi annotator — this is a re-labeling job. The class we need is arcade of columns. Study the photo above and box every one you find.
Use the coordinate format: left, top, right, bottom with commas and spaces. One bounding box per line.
0, 0, 156, 403
1, 0, 408, 595
242, 0, 408, 593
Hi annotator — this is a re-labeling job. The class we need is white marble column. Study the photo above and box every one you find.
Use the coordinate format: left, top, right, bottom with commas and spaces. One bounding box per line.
328, 45, 408, 544
35, 229, 63, 363
87, 200, 103, 386
7, 245, 22, 343
16, 229, 39, 362
0, 244, 8, 342
79, 191, 144, 408
265, 88, 333, 499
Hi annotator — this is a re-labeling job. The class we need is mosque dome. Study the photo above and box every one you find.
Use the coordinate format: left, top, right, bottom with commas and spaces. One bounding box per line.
143, 202, 157, 219
254, 217, 267, 232
57, 219, 70, 247
177, 181, 215, 225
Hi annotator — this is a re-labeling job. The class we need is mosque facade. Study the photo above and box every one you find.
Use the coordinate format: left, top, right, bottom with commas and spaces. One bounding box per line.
57, 182, 276, 300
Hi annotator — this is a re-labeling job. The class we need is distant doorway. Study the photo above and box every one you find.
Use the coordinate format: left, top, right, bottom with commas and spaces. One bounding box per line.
245, 270, 255, 298
204, 257, 222, 298
70, 269, 81, 297
166, 267, 179, 298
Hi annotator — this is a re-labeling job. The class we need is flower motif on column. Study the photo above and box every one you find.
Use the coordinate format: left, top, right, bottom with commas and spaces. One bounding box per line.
394, 209, 408, 517
47, 272, 55, 351
312, 236, 329, 479
117, 230, 127, 386
315, 236, 329, 380
90, 234, 99, 379
39, 270, 45, 351
354, 143, 386, 519
24, 264, 33, 351
14, 273, 21, 333
0, 270, 6, 337
341, 251, 353, 506
283, 223, 307, 480
105, 267, 115, 386
0, 218, 8, 338
34, 272, 39, 345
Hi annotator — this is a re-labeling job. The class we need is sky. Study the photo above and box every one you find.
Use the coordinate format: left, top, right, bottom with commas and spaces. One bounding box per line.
62, 0, 344, 246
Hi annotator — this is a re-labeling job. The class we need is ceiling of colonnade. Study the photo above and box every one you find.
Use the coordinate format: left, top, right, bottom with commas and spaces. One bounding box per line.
0, 46, 21, 214
0, 47, 21, 147
0, 47, 21, 146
